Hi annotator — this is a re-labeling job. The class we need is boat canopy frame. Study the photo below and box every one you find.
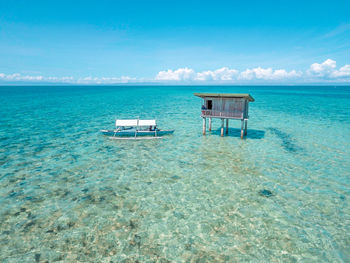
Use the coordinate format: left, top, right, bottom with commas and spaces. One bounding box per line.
115, 119, 156, 127
114, 119, 158, 138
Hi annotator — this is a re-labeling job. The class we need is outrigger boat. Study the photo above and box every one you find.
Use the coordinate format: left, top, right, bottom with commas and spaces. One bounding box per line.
101, 119, 174, 139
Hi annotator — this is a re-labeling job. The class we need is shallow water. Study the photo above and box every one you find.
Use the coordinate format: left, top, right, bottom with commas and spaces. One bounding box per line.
0, 85, 349, 262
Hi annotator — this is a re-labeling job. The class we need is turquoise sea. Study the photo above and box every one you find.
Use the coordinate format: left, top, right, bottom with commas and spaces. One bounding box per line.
0, 85, 349, 262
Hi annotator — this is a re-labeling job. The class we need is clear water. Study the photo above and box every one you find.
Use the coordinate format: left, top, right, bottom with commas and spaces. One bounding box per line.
0, 86, 349, 262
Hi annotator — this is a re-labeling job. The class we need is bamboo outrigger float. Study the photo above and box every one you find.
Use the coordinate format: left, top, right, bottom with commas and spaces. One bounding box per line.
101, 119, 174, 139
194, 93, 255, 139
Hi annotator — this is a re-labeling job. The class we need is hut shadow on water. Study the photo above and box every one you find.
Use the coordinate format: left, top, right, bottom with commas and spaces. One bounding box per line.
210, 128, 265, 139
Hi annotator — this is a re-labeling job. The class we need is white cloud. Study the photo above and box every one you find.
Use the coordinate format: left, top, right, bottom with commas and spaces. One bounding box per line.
196, 67, 239, 81
156, 66, 300, 82
330, 65, 350, 78
155, 68, 196, 81
155, 59, 350, 83
323, 23, 350, 39
239, 68, 301, 80
0, 73, 74, 82
308, 59, 337, 77
1, 59, 350, 84
306, 59, 350, 79
76, 76, 136, 84
46, 76, 74, 82
0, 73, 45, 81
155, 67, 239, 81
0, 73, 136, 84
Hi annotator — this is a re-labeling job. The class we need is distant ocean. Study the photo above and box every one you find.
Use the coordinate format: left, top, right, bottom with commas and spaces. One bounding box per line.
0, 85, 349, 262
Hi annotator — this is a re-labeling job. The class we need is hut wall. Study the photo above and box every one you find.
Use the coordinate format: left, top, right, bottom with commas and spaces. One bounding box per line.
204, 97, 247, 119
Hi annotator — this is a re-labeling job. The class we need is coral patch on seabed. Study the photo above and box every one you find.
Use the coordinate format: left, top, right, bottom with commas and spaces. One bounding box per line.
267, 128, 303, 153
259, 189, 273, 198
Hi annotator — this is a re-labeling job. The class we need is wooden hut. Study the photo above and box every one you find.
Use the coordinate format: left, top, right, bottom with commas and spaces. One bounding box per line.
194, 93, 255, 139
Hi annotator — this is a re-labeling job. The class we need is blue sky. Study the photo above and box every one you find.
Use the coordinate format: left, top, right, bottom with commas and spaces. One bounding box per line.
1, 0, 350, 84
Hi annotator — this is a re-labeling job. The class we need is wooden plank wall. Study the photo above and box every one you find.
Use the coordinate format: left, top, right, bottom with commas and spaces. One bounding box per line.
205, 97, 246, 118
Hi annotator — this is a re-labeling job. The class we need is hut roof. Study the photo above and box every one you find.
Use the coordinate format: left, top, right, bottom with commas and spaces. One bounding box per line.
194, 93, 255, 102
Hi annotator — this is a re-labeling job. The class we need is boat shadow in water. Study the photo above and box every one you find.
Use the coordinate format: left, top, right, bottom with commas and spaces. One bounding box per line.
210, 128, 265, 139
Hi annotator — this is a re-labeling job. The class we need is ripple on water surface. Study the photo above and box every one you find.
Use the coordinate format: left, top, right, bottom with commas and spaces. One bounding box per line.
0, 85, 350, 262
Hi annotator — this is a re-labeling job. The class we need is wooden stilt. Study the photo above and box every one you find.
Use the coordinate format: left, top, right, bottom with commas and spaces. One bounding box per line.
221, 119, 224, 137
202, 117, 206, 135
240, 119, 244, 139
244, 119, 248, 136
209, 118, 212, 131
226, 119, 229, 134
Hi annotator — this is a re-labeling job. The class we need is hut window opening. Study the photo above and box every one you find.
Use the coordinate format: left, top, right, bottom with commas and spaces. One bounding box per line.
207, 100, 212, 110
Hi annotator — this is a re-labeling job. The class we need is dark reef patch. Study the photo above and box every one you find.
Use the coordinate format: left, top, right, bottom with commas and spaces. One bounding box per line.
259, 189, 274, 197
129, 219, 138, 230
267, 127, 303, 153
23, 220, 36, 232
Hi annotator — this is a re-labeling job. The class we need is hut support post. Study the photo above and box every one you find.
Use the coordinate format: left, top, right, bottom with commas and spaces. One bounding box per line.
221, 118, 224, 137
244, 119, 248, 136
209, 118, 212, 131
240, 119, 244, 139
202, 117, 206, 135
226, 119, 229, 134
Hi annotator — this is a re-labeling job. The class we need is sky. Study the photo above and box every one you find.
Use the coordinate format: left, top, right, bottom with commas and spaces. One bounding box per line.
0, 0, 350, 84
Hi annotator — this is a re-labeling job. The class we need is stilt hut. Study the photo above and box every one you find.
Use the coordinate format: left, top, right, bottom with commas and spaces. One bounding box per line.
194, 93, 255, 139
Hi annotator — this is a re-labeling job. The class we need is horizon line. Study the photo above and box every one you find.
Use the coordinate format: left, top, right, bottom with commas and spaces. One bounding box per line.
1, 83, 350, 87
